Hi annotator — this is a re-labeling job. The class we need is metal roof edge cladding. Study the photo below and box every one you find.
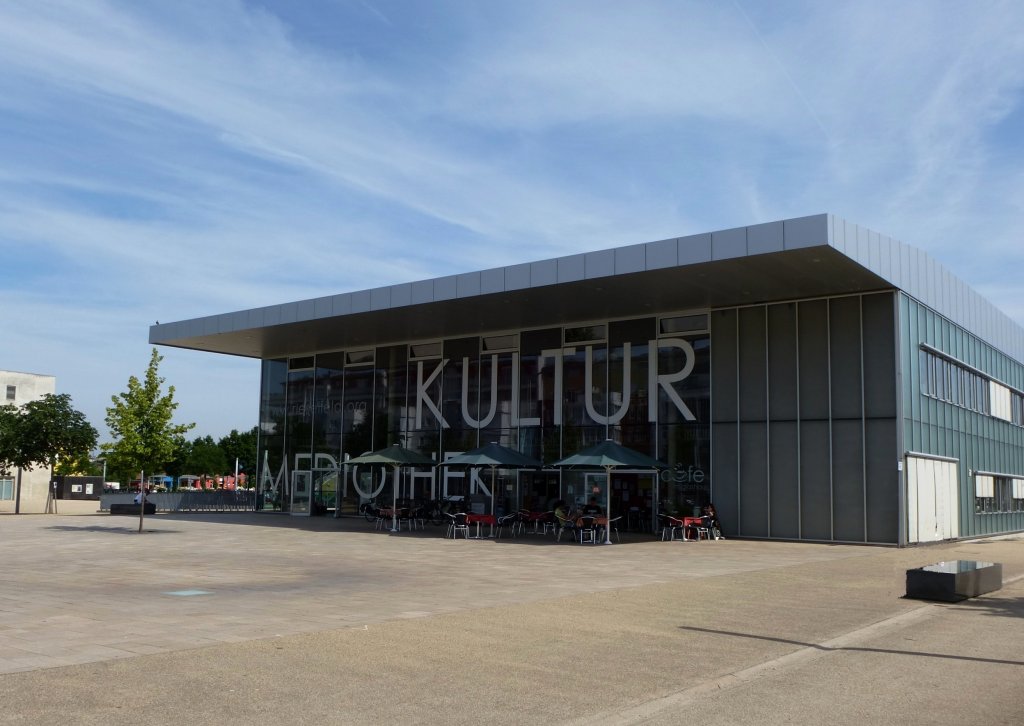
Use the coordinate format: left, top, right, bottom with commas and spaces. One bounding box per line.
147, 213, 1024, 364
151, 214, 835, 336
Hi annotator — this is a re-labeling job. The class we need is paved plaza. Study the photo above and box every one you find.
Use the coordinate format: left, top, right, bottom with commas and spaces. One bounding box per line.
1, 504, 1022, 724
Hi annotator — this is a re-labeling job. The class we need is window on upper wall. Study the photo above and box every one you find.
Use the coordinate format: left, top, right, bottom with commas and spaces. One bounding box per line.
1013, 478, 1024, 512
975, 474, 995, 513
919, 347, 1013, 420
976, 474, 1023, 513
5, 385, 14, 401
0, 477, 13, 500
995, 476, 1014, 512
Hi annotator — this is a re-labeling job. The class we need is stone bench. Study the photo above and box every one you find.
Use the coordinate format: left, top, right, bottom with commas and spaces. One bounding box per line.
906, 560, 1002, 602
109, 502, 156, 516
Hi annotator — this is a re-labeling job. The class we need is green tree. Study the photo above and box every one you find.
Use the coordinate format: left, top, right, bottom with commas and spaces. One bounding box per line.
102, 348, 195, 484
0, 393, 98, 513
185, 435, 228, 477
217, 426, 258, 475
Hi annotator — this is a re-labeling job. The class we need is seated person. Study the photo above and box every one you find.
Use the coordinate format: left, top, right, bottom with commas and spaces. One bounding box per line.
702, 502, 723, 539
553, 500, 571, 523
581, 497, 602, 516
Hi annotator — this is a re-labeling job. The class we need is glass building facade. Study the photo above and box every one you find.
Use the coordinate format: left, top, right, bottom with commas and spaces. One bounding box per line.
257, 314, 711, 529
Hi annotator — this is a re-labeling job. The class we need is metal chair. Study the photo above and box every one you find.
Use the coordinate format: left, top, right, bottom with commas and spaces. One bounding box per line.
446, 512, 470, 539
577, 516, 597, 544
555, 515, 577, 542
603, 516, 622, 543
660, 515, 685, 541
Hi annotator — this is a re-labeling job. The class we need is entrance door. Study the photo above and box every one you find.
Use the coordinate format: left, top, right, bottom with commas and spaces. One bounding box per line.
290, 470, 312, 516
519, 470, 561, 512
906, 455, 959, 543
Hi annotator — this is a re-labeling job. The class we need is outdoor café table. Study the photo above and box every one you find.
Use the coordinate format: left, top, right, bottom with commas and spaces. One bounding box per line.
682, 516, 709, 540
524, 510, 555, 534
465, 513, 497, 538
378, 508, 407, 531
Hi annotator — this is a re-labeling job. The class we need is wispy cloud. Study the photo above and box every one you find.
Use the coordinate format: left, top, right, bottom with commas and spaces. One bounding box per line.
1, 0, 1022, 438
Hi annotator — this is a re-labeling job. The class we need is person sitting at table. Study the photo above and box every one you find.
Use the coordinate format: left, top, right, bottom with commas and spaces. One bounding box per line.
581, 497, 602, 516
702, 502, 723, 539
554, 500, 571, 523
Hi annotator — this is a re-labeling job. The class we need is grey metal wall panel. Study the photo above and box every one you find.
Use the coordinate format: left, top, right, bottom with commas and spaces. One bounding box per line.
740, 422, 769, 536
247, 308, 265, 329
768, 302, 798, 420
747, 221, 784, 255
480, 268, 505, 295
677, 233, 712, 264
829, 296, 862, 420
865, 419, 898, 542
711, 309, 738, 422
798, 300, 829, 420
434, 275, 458, 301
370, 288, 390, 311
332, 294, 352, 316
350, 290, 371, 313
769, 421, 800, 538
739, 306, 767, 421
263, 306, 281, 326
645, 238, 677, 269
505, 263, 530, 291
712, 226, 747, 260
224, 311, 246, 332
783, 214, 828, 250
862, 293, 897, 418
313, 296, 333, 319
456, 272, 481, 298
800, 420, 832, 540
585, 249, 615, 279
530, 259, 557, 287
410, 280, 433, 305
558, 254, 585, 283
831, 419, 864, 541
856, 224, 870, 267
279, 304, 298, 325
390, 283, 412, 308
614, 244, 646, 274
833, 218, 848, 255
712, 422, 739, 536
295, 299, 314, 320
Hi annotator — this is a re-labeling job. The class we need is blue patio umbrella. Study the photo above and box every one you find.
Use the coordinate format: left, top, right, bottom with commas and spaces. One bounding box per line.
552, 439, 669, 544
346, 444, 434, 532
442, 442, 542, 515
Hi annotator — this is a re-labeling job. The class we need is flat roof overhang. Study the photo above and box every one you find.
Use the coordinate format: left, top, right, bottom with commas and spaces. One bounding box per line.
151, 246, 892, 359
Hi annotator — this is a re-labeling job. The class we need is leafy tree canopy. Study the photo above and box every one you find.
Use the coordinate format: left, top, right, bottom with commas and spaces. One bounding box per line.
184, 435, 228, 477
218, 426, 258, 473
102, 348, 194, 480
0, 393, 98, 474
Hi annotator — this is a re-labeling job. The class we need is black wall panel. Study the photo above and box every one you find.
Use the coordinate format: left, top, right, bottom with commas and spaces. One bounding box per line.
798, 300, 830, 421
800, 420, 832, 540
739, 422, 769, 536
831, 419, 865, 541
769, 421, 799, 538
711, 310, 737, 423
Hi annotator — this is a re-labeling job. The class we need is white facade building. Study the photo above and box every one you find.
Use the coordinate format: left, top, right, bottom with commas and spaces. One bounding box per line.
0, 370, 57, 513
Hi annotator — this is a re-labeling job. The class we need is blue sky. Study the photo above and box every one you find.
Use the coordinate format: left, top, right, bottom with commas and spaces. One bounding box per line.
2, 0, 1023, 442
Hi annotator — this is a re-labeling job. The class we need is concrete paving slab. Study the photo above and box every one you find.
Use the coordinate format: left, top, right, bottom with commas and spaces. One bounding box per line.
1, 510, 1022, 724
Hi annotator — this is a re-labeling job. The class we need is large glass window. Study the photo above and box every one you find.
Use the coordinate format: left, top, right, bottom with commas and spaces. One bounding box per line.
254, 313, 713, 518
257, 359, 287, 510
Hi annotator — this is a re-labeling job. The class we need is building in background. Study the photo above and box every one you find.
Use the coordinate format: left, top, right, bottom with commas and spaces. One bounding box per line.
151, 214, 1024, 545
0, 370, 57, 513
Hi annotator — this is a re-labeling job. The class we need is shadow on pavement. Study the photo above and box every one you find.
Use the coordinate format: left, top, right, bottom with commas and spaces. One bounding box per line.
677, 624, 1024, 667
